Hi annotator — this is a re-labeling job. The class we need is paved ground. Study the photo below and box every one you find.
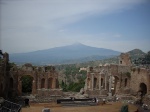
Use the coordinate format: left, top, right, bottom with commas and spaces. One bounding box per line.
22, 102, 138, 112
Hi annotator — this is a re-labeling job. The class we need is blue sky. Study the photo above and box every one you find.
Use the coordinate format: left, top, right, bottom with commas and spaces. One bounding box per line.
0, 0, 150, 53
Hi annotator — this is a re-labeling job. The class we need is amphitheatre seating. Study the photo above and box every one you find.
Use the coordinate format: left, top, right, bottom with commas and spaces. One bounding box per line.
57, 97, 98, 106
0, 100, 21, 112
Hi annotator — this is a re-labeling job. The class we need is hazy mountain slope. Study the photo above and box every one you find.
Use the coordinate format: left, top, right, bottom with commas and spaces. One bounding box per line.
127, 49, 146, 60
10, 43, 121, 65
72, 49, 147, 67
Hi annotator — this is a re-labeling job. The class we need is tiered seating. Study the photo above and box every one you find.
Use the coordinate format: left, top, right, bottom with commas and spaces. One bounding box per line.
0, 100, 21, 112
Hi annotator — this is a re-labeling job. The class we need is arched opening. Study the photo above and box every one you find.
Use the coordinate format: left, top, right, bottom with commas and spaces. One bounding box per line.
139, 83, 147, 96
125, 78, 127, 87
0, 83, 3, 95
21, 75, 33, 94
41, 78, 45, 88
87, 78, 90, 88
48, 78, 53, 89
10, 78, 14, 89
8, 78, 14, 98
101, 78, 103, 87
55, 79, 59, 88
94, 78, 97, 89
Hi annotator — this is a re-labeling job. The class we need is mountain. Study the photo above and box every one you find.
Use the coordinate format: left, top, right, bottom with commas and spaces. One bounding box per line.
127, 49, 146, 61
75, 49, 147, 67
10, 43, 121, 65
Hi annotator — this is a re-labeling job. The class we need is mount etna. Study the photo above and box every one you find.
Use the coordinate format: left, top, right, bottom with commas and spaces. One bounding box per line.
10, 43, 121, 65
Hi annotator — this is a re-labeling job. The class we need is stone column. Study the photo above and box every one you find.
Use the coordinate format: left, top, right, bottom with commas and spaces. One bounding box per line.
99, 73, 101, 90
119, 73, 122, 88
91, 73, 94, 90
109, 75, 111, 92
52, 78, 56, 89
32, 80, 36, 94
45, 79, 48, 89
86, 78, 88, 90
86, 72, 89, 90
38, 77, 41, 89
108, 75, 112, 97
18, 80, 22, 96
105, 74, 107, 90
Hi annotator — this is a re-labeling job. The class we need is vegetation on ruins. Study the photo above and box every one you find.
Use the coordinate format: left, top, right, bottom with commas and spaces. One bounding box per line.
56, 49, 150, 92
125, 72, 131, 78
21, 75, 33, 93
131, 68, 136, 72
58, 65, 86, 92
60, 78, 85, 92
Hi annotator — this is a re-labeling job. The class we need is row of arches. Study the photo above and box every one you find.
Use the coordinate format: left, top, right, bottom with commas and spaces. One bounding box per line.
87, 74, 148, 96
19, 75, 59, 94
41, 78, 56, 89
87, 78, 104, 89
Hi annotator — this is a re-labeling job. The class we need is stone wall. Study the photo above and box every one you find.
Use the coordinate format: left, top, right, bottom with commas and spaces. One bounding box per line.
1, 56, 62, 99
0, 52, 12, 98
130, 67, 150, 94
14, 65, 61, 96
85, 63, 132, 97
119, 53, 132, 66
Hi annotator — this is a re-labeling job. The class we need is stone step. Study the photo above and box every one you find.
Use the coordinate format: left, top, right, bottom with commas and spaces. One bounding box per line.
61, 102, 97, 106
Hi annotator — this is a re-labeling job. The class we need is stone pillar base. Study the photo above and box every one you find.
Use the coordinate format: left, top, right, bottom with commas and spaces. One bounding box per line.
108, 92, 112, 97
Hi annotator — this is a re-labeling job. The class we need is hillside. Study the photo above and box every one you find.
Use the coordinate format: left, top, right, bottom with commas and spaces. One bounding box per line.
55, 49, 147, 69
10, 43, 120, 65
127, 49, 146, 61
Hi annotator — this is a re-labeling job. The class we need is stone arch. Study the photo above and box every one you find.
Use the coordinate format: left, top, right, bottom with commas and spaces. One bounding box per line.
139, 83, 147, 96
21, 75, 33, 94
48, 78, 53, 89
10, 77, 14, 89
0, 83, 3, 96
94, 77, 97, 89
87, 78, 91, 88
41, 78, 45, 88
55, 79, 59, 88
125, 78, 128, 87
101, 78, 104, 87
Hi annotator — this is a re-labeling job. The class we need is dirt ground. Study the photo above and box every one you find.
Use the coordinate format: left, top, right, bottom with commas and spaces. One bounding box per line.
22, 102, 138, 112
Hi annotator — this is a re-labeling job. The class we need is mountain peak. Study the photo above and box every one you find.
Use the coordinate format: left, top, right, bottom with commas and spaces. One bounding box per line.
127, 49, 146, 59
72, 42, 84, 46
10, 43, 121, 65
127, 49, 145, 54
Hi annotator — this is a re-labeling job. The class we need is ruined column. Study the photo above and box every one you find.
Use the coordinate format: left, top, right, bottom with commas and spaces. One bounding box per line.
91, 73, 94, 90
105, 74, 107, 90
45, 79, 48, 89
38, 77, 41, 89
86, 78, 88, 90
108, 75, 112, 97
52, 78, 56, 89
18, 80, 22, 96
99, 73, 101, 90
32, 80, 36, 94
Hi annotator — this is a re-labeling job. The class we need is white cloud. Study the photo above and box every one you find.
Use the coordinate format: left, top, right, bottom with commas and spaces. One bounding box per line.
113, 34, 122, 38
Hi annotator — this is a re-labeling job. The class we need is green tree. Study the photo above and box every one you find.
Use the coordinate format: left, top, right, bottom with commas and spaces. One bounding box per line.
21, 76, 33, 93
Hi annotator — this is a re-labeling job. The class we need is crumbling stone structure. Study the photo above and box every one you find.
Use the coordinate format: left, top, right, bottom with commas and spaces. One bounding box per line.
0, 51, 62, 99
10, 64, 62, 97
85, 64, 131, 97
130, 67, 150, 95
119, 53, 132, 66
85, 53, 150, 98
0, 52, 12, 98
